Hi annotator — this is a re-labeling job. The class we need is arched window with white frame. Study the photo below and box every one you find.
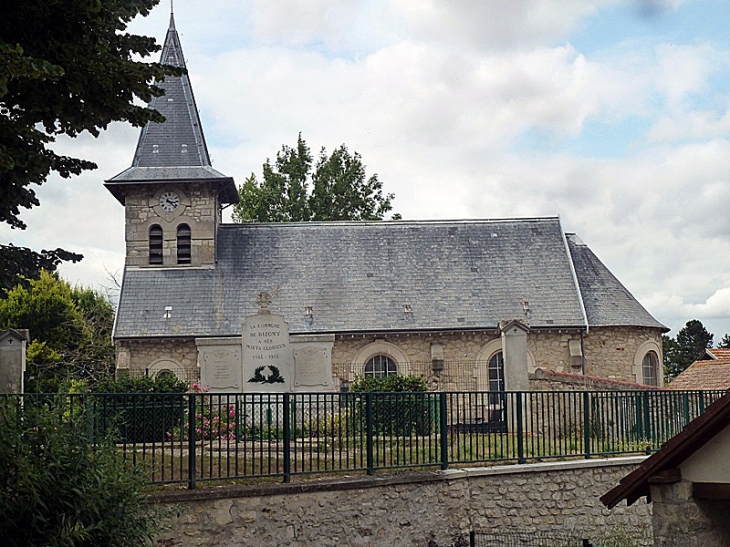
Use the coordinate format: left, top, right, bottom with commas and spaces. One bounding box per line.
364, 354, 398, 378
642, 351, 659, 386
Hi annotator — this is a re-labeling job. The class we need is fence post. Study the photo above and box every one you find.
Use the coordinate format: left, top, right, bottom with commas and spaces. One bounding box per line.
283, 393, 291, 483
643, 391, 652, 453
683, 392, 690, 426
699, 390, 706, 415
469, 530, 476, 547
583, 391, 591, 459
187, 393, 197, 490
366, 392, 374, 475
439, 392, 448, 470
516, 392, 525, 464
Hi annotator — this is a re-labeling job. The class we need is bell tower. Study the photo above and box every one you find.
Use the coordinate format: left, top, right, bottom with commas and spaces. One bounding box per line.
104, 11, 237, 268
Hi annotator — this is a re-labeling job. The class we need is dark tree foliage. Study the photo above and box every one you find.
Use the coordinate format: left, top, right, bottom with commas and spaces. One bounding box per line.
0, 0, 176, 290
0, 243, 82, 294
718, 334, 730, 349
664, 319, 714, 381
232, 134, 400, 222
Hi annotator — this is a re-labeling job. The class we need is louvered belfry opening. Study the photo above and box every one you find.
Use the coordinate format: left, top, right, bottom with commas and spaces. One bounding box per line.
149, 225, 163, 265
177, 224, 191, 264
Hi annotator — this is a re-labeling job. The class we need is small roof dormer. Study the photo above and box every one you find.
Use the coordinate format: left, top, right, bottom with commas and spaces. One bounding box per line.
105, 12, 237, 205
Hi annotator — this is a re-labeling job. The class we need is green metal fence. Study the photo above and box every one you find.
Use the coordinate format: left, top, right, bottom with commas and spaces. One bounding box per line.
1, 389, 724, 489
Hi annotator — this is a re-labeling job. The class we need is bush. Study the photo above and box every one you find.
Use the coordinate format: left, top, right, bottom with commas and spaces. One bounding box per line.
351, 373, 428, 392
0, 399, 173, 546
350, 374, 437, 435
93, 375, 189, 444
96, 374, 188, 394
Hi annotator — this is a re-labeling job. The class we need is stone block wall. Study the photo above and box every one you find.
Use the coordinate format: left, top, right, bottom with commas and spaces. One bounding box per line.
116, 339, 198, 380
155, 458, 652, 547
583, 327, 663, 384
124, 183, 218, 267
115, 325, 664, 390
651, 481, 730, 547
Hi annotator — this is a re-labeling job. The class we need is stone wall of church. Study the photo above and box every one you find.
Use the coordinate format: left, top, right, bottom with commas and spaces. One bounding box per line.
123, 182, 217, 267
114, 326, 663, 390
330, 327, 661, 390
583, 326, 664, 386
115, 339, 198, 380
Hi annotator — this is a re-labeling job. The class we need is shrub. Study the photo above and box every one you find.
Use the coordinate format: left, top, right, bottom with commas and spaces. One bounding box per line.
350, 375, 437, 435
0, 399, 173, 546
96, 374, 188, 394
93, 375, 189, 444
351, 373, 428, 392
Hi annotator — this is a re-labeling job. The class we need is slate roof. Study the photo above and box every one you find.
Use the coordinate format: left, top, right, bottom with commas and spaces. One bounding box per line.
669, 349, 730, 390
104, 13, 237, 205
566, 234, 666, 330
113, 217, 665, 340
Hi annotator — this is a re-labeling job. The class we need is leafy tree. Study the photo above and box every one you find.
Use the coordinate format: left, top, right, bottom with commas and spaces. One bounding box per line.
1, 0, 176, 291
0, 399, 173, 546
232, 134, 400, 222
664, 319, 714, 381
718, 334, 730, 349
0, 271, 115, 392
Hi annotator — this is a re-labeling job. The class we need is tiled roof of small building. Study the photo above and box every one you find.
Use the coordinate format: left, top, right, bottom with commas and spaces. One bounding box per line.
113, 217, 665, 339
669, 348, 730, 391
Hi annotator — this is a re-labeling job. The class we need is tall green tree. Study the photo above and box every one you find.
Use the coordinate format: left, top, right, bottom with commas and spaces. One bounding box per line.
0, 271, 115, 392
718, 333, 730, 349
1, 0, 176, 291
664, 319, 714, 381
232, 134, 400, 222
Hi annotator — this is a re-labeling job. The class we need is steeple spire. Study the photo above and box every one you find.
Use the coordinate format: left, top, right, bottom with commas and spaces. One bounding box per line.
105, 11, 238, 205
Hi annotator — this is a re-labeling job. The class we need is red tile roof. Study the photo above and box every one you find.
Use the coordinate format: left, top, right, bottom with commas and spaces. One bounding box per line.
669, 348, 730, 391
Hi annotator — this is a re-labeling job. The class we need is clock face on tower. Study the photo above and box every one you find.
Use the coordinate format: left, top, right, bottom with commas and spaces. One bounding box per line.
159, 191, 180, 212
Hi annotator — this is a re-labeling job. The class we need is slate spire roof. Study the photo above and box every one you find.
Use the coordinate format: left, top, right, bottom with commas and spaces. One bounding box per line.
105, 12, 237, 204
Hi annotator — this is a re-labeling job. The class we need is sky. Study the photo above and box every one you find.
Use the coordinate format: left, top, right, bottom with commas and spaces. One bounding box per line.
3, 0, 730, 340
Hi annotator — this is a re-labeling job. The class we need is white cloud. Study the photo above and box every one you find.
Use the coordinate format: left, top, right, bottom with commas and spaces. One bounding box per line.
389, 0, 614, 51
7, 0, 730, 341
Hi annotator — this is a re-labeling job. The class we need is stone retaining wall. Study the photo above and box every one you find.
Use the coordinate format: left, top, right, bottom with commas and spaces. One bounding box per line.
154, 457, 651, 546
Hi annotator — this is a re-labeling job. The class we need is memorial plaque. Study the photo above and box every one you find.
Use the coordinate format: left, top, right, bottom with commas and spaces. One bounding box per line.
197, 338, 243, 393
243, 313, 291, 392
291, 334, 335, 392
294, 347, 330, 388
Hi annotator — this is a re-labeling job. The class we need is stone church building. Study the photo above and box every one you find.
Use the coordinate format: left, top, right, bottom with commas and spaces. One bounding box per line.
106, 15, 667, 393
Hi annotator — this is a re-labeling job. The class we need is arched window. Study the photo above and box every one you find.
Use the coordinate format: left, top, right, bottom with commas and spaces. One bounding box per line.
149, 225, 163, 265
488, 351, 505, 392
177, 224, 191, 264
642, 351, 659, 386
364, 355, 398, 378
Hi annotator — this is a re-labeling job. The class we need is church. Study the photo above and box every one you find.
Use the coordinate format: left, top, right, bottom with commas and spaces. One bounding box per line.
106, 14, 667, 394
